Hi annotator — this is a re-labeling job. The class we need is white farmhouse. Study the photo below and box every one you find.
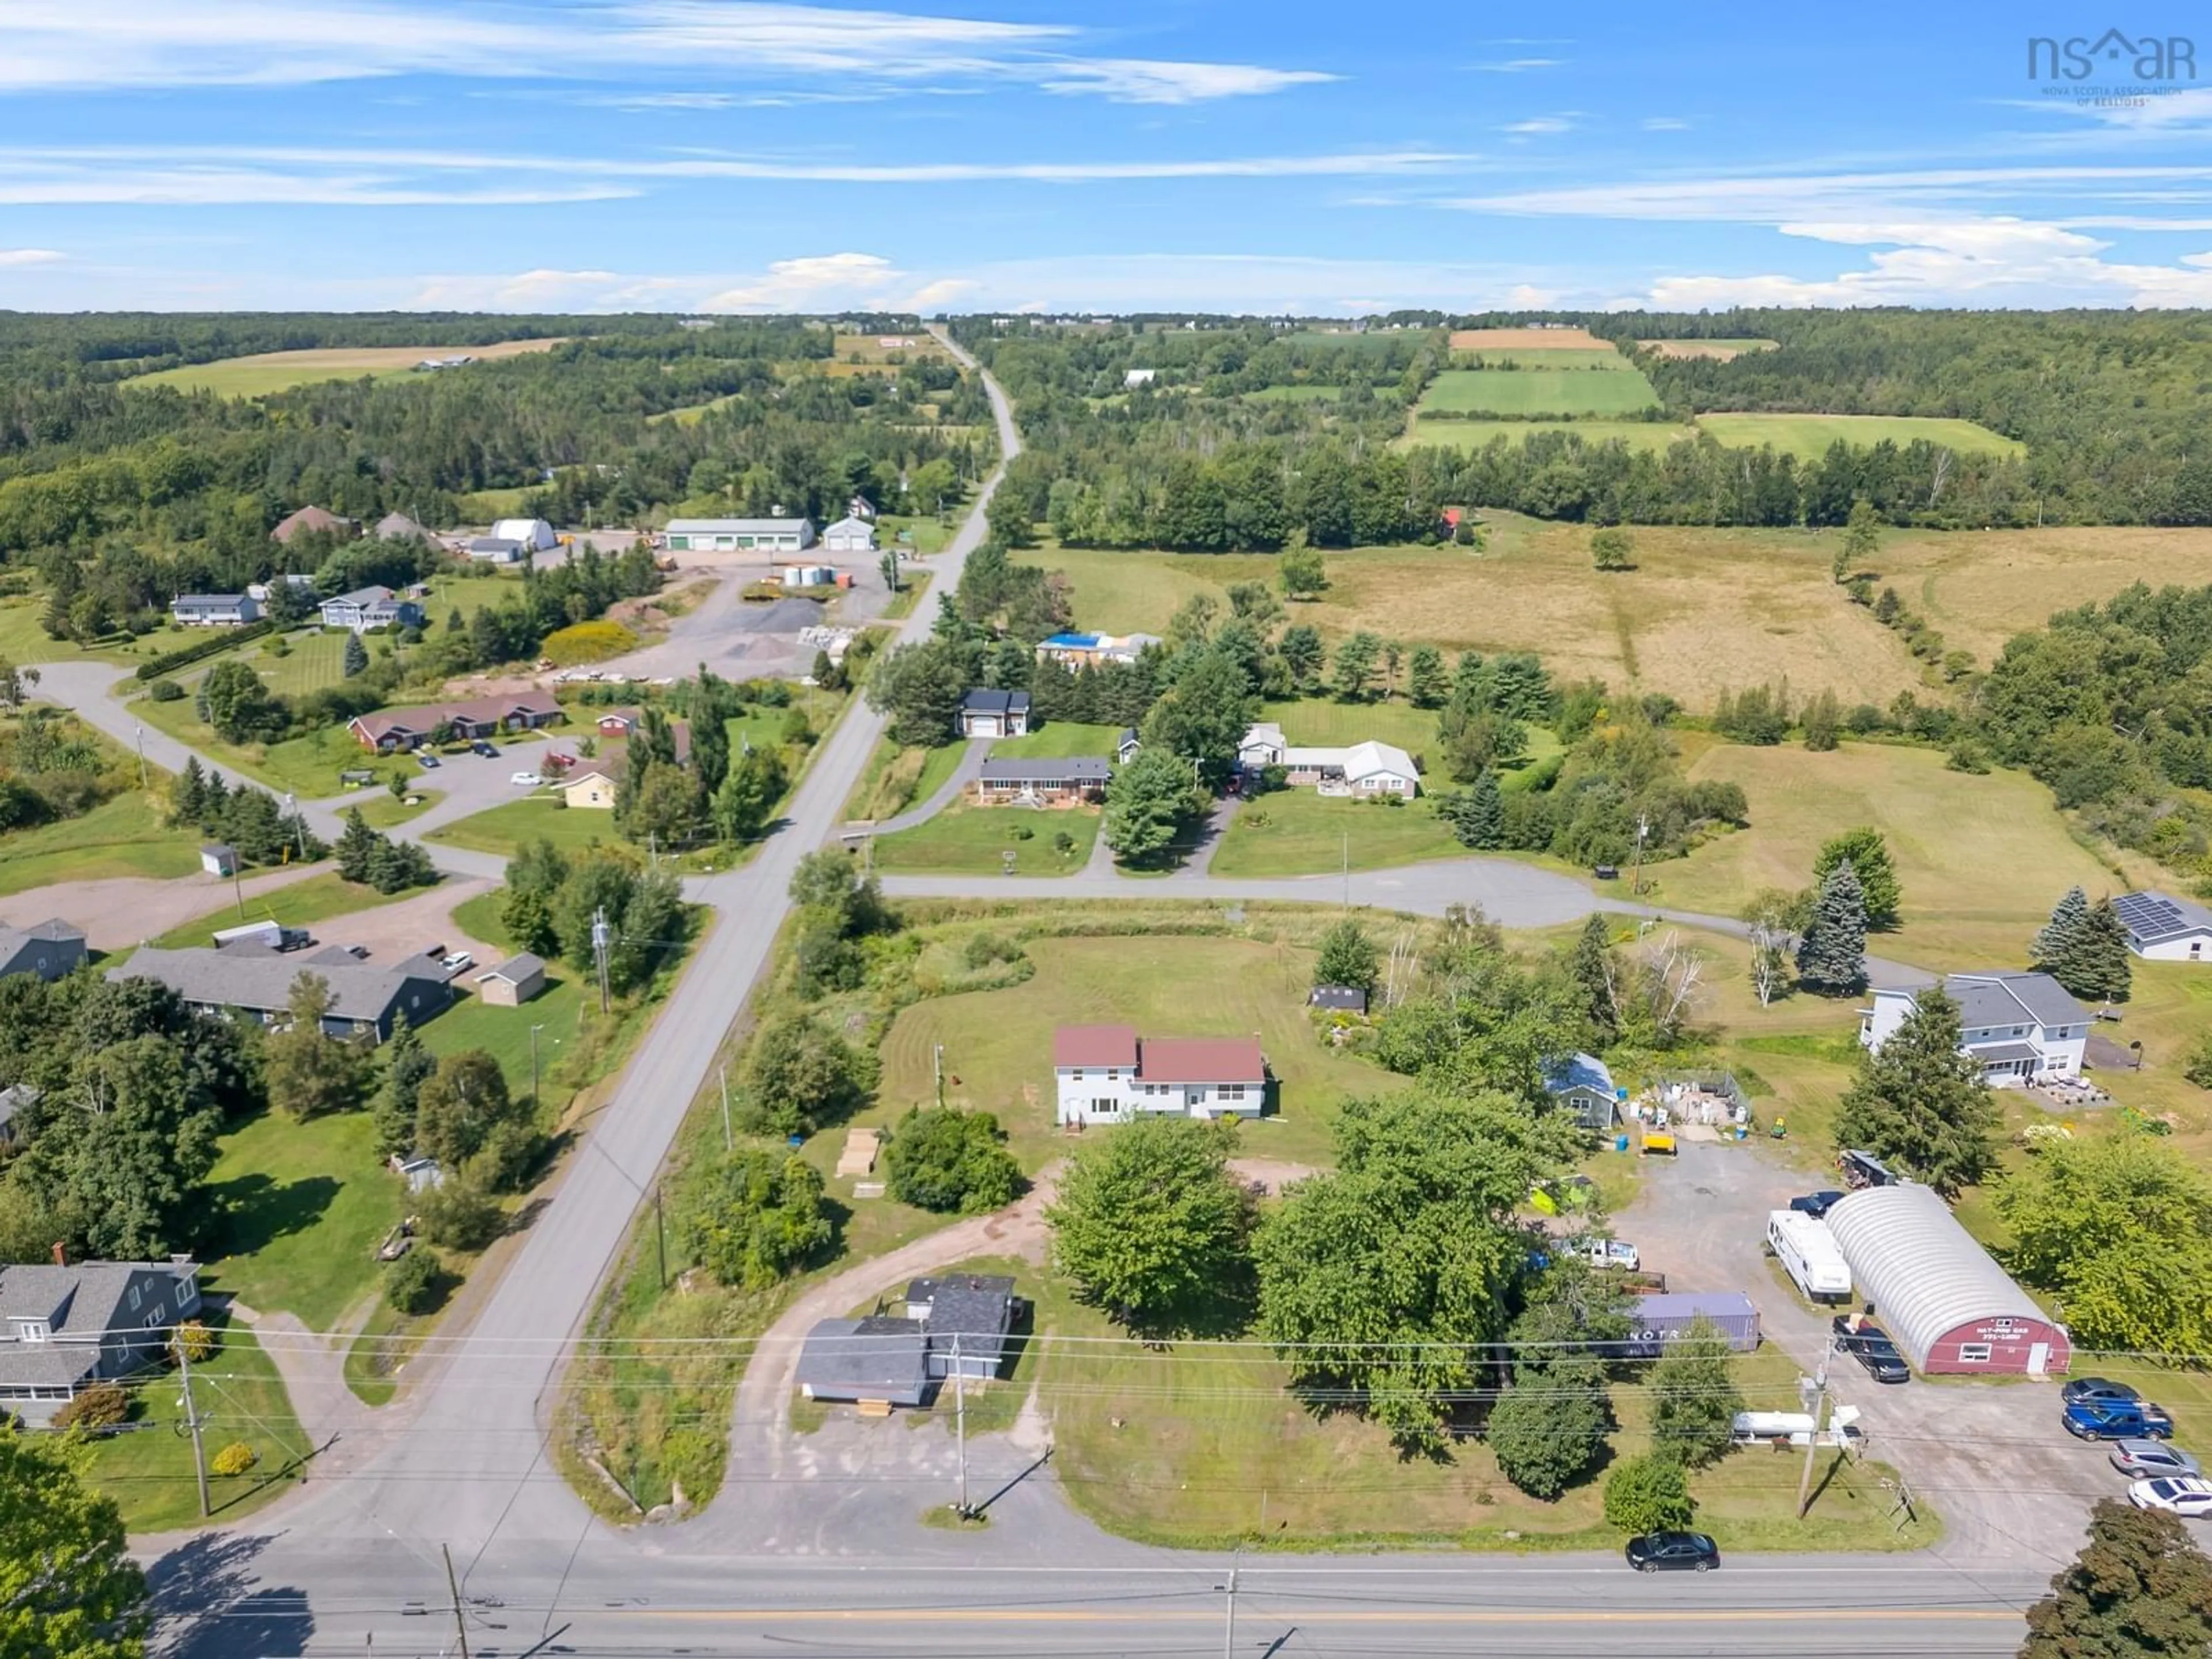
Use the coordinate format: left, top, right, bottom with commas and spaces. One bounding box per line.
1237, 723, 1419, 798
490, 517, 560, 552
1859, 971, 2091, 1086
1052, 1025, 1267, 1126
2113, 891, 2212, 961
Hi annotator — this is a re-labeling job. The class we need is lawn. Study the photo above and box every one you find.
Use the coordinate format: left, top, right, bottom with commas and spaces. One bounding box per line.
426, 796, 624, 858
349, 786, 440, 827
0, 789, 200, 896
1650, 740, 2158, 965
1243, 384, 1345, 402
1419, 367, 1661, 418
84, 1319, 313, 1533
148, 870, 416, 949
1695, 413, 2022, 462
0, 599, 115, 665
1012, 541, 1278, 637
1406, 418, 1698, 454
1256, 698, 1440, 756
1031, 1266, 1926, 1551
869, 804, 1101, 877
877, 930, 1396, 1171
1639, 338, 1779, 360
423, 971, 586, 1100
132, 691, 377, 798
202, 1109, 405, 1329
1211, 790, 1463, 877
987, 721, 1126, 759
879, 513, 952, 556
244, 630, 354, 698
126, 339, 564, 398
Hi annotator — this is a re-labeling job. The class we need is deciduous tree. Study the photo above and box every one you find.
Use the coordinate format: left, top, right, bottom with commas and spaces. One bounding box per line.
738, 1014, 874, 1138
1813, 827, 1899, 929
0, 1426, 147, 1659
1649, 1317, 1743, 1468
882, 1107, 1024, 1214
1103, 747, 1200, 866
1278, 546, 1327, 600
264, 974, 369, 1120
684, 1151, 832, 1290
1313, 918, 1379, 995
1604, 1453, 1694, 1535
1048, 1116, 1251, 1334
2021, 1499, 2212, 1659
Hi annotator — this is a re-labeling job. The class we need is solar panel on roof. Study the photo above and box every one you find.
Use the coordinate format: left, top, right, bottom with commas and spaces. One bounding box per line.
2114, 893, 2187, 935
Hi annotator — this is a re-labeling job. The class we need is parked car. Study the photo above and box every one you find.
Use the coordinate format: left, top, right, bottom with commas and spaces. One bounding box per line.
472, 740, 498, 757
2065, 1400, 2175, 1441
1831, 1316, 1910, 1384
509, 771, 543, 787
1625, 1532, 1720, 1573
2111, 1440, 2202, 1480
440, 951, 474, 974
2129, 1476, 2212, 1519
415, 751, 441, 770
1789, 1191, 1846, 1219
2063, 1377, 2142, 1409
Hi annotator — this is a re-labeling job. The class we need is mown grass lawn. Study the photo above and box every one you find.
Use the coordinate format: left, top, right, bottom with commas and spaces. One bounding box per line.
1211, 790, 1463, 878
1419, 366, 1660, 418
148, 870, 415, 949
132, 693, 374, 798
84, 1318, 313, 1533
245, 630, 354, 698
987, 721, 1126, 759
1695, 412, 2022, 463
202, 1108, 404, 1330
426, 797, 625, 858
0, 789, 200, 897
1405, 418, 1699, 454
870, 804, 1100, 877
349, 786, 440, 828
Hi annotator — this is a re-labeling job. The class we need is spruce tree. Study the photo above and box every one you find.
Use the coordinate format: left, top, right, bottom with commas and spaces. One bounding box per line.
335, 808, 380, 884
1570, 913, 1618, 1038
342, 632, 369, 678
1796, 859, 1868, 994
1464, 768, 1503, 848
1834, 986, 1998, 1193
2032, 887, 2090, 980
2080, 897, 2133, 1003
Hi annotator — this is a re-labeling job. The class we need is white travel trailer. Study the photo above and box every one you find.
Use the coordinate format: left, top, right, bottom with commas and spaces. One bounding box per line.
1767, 1209, 1853, 1304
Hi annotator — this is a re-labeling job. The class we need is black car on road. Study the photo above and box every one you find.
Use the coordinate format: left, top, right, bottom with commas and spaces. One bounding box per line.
1626, 1532, 1721, 1573
2062, 1377, 2141, 1409
1831, 1315, 1910, 1384
1790, 1191, 1846, 1219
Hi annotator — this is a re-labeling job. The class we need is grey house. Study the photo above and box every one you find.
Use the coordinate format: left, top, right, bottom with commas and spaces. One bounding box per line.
171, 593, 260, 627
0, 1259, 202, 1425
794, 1275, 1019, 1405
320, 585, 425, 634
0, 919, 86, 983
112, 947, 452, 1043
0, 1084, 39, 1147
973, 756, 1111, 805
1545, 1051, 1624, 1131
904, 1274, 1017, 1381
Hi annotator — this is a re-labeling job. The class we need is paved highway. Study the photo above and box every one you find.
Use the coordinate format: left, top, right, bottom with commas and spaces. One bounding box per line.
61, 336, 2039, 1657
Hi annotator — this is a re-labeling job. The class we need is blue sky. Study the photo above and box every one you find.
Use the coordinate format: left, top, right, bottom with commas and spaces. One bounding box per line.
4, 1, 2212, 313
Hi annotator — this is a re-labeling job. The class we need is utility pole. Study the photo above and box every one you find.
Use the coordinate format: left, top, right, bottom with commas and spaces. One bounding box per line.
1630, 813, 1650, 897
933, 1042, 945, 1109
719, 1062, 733, 1152
654, 1183, 668, 1289
952, 1333, 969, 1518
177, 1338, 210, 1520
590, 906, 612, 1013
285, 791, 308, 863
1221, 1543, 1243, 1659
230, 855, 246, 921
442, 1543, 471, 1659
529, 1022, 544, 1109
1797, 1338, 1833, 1519
648, 830, 658, 870
134, 724, 147, 790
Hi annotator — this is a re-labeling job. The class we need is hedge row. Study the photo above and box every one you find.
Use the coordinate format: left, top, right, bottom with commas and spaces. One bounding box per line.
134, 620, 275, 681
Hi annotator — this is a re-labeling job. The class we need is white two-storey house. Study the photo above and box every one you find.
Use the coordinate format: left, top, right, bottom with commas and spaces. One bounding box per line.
1859, 971, 2091, 1086
1052, 1025, 1268, 1126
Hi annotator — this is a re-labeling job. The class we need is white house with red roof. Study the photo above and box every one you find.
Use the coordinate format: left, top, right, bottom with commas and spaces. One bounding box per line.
1052, 1025, 1267, 1126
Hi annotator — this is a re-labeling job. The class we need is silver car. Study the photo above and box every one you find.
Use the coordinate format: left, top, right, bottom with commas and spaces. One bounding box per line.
2111, 1439, 2202, 1480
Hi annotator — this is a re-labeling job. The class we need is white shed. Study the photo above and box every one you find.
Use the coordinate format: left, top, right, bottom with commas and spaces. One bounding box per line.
490, 518, 560, 552
822, 514, 877, 553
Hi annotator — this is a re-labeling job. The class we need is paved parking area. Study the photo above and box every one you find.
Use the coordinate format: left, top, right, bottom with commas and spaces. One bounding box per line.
1614, 1139, 2115, 1569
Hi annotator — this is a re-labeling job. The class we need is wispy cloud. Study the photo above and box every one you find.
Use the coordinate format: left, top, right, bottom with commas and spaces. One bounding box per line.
1501, 116, 1575, 135
1641, 116, 1691, 131
0, 143, 1480, 203
0, 248, 65, 264
1, 0, 1330, 104
1474, 58, 1561, 73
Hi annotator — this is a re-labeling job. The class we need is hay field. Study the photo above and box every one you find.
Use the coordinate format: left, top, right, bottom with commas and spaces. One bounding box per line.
1880, 524, 2212, 663
1640, 339, 1778, 361
1652, 741, 2158, 965
1405, 418, 1698, 454
1243, 384, 1344, 402
1419, 367, 1660, 418
128, 338, 563, 397
830, 332, 949, 362
1448, 326, 1614, 351
1696, 412, 2022, 462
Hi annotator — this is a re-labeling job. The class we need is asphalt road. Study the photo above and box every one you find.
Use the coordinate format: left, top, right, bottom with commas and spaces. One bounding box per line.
21, 336, 2042, 1656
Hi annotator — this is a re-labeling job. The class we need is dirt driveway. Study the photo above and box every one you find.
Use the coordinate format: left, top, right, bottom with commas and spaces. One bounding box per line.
1615, 1138, 2110, 1569
297, 876, 501, 964
2, 863, 322, 951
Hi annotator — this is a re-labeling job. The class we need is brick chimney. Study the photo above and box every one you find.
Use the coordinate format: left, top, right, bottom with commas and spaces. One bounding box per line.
51, 1241, 65, 1267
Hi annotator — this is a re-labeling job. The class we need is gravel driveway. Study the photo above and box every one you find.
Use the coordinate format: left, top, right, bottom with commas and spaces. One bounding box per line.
1615, 1137, 2113, 1569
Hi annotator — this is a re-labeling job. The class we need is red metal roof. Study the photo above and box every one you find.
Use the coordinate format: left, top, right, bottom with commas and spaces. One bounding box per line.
1052, 1025, 1139, 1069
1137, 1037, 1265, 1086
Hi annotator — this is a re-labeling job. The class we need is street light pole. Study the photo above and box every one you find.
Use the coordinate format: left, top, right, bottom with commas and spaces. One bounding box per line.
530, 1023, 545, 1109
134, 724, 147, 790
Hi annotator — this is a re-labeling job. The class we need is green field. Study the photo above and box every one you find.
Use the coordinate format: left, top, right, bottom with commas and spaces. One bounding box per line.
127, 340, 563, 399
869, 804, 1100, 876
203, 1109, 406, 1329
1212, 790, 1461, 877
1282, 329, 1427, 352
1419, 367, 1661, 418
1406, 418, 1697, 454
1012, 541, 1277, 637
245, 629, 357, 697
1450, 347, 1639, 368
149, 870, 416, 950
1256, 698, 1440, 756
132, 693, 378, 797
987, 721, 1126, 759
0, 789, 200, 896
1695, 413, 2023, 461
426, 796, 624, 859
1243, 384, 1345, 403
844, 739, 965, 822
84, 1320, 312, 1532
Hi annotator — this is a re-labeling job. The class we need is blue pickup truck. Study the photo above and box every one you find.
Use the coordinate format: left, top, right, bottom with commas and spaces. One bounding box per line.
2064, 1399, 2176, 1441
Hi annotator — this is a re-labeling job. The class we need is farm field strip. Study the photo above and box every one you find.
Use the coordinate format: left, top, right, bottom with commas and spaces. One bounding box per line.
1418, 367, 1661, 418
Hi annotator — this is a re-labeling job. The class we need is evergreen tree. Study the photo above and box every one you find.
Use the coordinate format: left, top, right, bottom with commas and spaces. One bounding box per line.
2021, 1499, 2212, 1659
1569, 913, 1618, 1039
690, 701, 730, 796
1796, 859, 1868, 994
2079, 897, 2133, 1003
335, 808, 380, 884
171, 756, 207, 824
2032, 887, 2090, 980
1834, 987, 1997, 1192
373, 1012, 437, 1158
1330, 631, 1381, 702
1407, 645, 1449, 709
1436, 770, 1504, 849
1649, 1317, 1744, 1467
342, 632, 369, 677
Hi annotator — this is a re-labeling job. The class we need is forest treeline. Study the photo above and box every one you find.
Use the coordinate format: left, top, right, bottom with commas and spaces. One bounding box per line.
0, 313, 993, 588
952, 309, 2212, 532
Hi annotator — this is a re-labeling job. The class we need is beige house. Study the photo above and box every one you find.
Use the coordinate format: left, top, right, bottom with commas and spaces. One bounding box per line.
564, 771, 617, 809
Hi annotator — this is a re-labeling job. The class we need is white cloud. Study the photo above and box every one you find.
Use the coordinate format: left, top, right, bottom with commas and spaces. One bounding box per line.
1502, 116, 1574, 135
1460, 164, 2212, 224
701, 251, 906, 310
0, 0, 1330, 105
0, 248, 64, 264
1641, 116, 1690, 131
1474, 58, 1561, 73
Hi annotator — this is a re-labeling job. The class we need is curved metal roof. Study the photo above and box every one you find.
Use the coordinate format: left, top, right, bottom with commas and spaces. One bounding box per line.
1824, 1184, 2052, 1369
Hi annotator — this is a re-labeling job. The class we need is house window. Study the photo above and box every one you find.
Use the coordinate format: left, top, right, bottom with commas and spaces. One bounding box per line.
1106, 1069, 1118, 1081
1221, 1084, 1247, 1101
1068, 1069, 1084, 1082
129, 1285, 141, 1312
12, 1320, 47, 1343
1957, 1343, 1993, 1363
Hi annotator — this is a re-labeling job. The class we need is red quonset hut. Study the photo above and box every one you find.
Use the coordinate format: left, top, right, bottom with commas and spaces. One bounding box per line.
1825, 1183, 2071, 1376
